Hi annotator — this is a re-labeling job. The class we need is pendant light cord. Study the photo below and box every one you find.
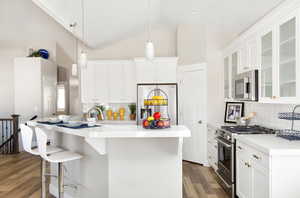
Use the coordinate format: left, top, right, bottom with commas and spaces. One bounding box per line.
81, 0, 85, 43
147, 0, 151, 42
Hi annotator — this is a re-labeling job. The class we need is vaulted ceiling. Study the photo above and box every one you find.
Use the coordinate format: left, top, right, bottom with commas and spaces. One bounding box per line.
83, 0, 284, 48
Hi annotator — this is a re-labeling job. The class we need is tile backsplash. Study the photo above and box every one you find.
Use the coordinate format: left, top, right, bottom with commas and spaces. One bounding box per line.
245, 102, 300, 130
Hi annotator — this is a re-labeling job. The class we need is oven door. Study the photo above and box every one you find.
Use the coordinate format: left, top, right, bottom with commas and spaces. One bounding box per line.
216, 137, 233, 186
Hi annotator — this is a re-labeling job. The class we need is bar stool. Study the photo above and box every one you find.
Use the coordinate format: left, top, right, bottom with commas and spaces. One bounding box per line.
20, 124, 63, 198
35, 127, 83, 198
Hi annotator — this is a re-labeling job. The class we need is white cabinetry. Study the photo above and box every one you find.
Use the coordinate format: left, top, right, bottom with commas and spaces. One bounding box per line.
135, 57, 178, 83
258, 12, 299, 103
224, 1, 300, 104
81, 61, 136, 104
240, 35, 259, 74
14, 58, 57, 120
236, 141, 269, 198
224, 56, 231, 99
207, 125, 218, 171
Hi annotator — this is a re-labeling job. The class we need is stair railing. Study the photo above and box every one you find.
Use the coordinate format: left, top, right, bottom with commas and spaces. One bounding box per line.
0, 115, 20, 154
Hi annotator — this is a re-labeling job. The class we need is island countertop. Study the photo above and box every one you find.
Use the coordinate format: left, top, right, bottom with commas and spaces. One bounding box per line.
27, 121, 191, 138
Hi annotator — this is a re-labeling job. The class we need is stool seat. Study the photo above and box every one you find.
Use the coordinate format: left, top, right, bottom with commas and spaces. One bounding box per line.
31, 145, 63, 156
47, 151, 82, 163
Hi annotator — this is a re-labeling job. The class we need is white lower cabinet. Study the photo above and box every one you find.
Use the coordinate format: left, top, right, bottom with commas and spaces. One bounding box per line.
251, 163, 269, 198
236, 141, 269, 198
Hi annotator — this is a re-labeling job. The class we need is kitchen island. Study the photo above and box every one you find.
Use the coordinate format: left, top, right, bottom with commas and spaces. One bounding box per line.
27, 121, 190, 198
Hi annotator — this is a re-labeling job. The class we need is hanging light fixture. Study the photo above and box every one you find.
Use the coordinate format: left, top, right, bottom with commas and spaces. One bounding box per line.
69, 22, 78, 76
79, 0, 87, 68
145, 0, 154, 60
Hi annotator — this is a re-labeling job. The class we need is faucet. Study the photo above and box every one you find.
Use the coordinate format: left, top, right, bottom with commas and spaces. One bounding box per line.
87, 106, 104, 121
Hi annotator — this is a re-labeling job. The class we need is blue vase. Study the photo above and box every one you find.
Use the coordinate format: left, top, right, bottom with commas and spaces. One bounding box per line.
38, 49, 49, 59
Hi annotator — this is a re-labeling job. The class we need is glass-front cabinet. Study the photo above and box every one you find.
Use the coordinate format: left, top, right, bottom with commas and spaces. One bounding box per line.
224, 57, 230, 99
231, 52, 238, 97
259, 13, 298, 103
279, 17, 296, 98
260, 31, 273, 98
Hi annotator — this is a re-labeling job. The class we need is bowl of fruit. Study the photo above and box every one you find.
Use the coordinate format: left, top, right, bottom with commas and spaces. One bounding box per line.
142, 112, 171, 129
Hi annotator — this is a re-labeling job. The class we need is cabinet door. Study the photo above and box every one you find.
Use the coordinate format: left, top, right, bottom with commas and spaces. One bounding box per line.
156, 61, 177, 83
279, 17, 296, 97
231, 52, 238, 97
81, 64, 95, 103
94, 63, 109, 103
107, 63, 123, 103
236, 154, 251, 198
260, 31, 274, 98
224, 57, 230, 98
135, 60, 156, 83
123, 61, 137, 103
251, 163, 269, 198
238, 45, 248, 74
247, 37, 258, 69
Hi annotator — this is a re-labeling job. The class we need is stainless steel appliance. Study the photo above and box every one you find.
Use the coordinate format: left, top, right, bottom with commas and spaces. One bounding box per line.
136, 83, 178, 125
234, 70, 258, 101
216, 125, 275, 198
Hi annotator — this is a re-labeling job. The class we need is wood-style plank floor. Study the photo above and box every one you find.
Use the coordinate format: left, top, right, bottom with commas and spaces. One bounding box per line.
0, 153, 228, 198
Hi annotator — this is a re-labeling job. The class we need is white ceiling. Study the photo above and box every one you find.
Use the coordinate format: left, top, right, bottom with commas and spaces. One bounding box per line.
84, 0, 285, 48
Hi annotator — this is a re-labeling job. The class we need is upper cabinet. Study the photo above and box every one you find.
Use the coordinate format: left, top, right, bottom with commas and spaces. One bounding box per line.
260, 30, 274, 99
224, 2, 300, 104
259, 12, 298, 103
278, 16, 296, 98
135, 57, 178, 83
224, 56, 231, 99
81, 61, 136, 104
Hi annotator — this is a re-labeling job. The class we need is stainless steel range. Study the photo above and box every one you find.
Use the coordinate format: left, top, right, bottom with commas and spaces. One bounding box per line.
215, 125, 275, 198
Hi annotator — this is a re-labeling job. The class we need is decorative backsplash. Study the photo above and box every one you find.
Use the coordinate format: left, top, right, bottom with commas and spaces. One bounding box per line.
245, 102, 300, 130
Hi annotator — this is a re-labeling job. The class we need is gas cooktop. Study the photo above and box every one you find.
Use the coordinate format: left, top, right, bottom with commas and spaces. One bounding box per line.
220, 125, 276, 134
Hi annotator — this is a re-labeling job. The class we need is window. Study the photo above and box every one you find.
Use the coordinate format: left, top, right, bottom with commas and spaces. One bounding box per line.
57, 84, 66, 113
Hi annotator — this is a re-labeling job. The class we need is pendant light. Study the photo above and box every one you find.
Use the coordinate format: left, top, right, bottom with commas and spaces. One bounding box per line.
79, 0, 87, 68
145, 0, 154, 60
71, 36, 78, 76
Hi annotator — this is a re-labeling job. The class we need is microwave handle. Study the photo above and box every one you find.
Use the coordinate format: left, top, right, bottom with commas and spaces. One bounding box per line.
244, 77, 250, 98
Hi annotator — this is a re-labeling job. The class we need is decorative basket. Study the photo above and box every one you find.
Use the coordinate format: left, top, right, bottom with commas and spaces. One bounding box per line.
277, 105, 300, 141
142, 88, 171, 129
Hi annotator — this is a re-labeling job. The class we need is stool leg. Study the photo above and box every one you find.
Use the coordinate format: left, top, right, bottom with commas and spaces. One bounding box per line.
58, 162, 64, 198
41, 159, 46, 198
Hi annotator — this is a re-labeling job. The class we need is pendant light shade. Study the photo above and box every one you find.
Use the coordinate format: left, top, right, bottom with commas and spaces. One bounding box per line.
79, 51, 87, 68
71, 63, 78, 76
145, 41, 155, 60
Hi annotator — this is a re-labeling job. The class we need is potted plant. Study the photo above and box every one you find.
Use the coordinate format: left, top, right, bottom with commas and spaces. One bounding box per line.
128, 103, 136, 121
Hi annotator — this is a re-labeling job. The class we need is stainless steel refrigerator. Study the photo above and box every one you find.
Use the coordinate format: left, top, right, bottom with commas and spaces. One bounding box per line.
137, 83, 178, 125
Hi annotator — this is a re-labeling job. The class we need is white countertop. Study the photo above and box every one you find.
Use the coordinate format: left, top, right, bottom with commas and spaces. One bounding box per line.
236, 134, 300, 156
27, 121, 191, 139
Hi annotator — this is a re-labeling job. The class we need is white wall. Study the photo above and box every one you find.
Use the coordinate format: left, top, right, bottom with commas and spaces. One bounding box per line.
177, 24, 225, 124
0, 0, 80, 116
87, 24, 177, 59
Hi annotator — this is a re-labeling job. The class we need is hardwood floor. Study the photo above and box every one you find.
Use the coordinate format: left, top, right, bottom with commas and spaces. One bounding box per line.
0, 153, 228, 198
183, 161, 229, 198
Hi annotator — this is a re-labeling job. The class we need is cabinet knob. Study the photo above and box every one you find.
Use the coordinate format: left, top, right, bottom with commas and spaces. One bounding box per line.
198, 120, 202, 124
69, 22, 77, 28
238, 146, 243, 150
252, 154, 261, 160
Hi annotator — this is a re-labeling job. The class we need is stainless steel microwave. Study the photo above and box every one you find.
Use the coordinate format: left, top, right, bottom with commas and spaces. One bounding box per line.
234, 70, 258, 101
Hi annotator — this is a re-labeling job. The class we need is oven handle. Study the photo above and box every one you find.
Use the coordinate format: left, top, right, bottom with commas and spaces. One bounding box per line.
215, 171, 232, 189
216, 137, 232, 148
